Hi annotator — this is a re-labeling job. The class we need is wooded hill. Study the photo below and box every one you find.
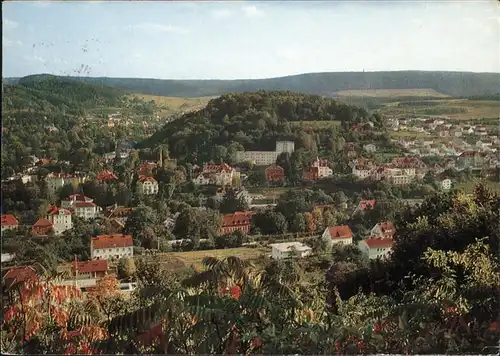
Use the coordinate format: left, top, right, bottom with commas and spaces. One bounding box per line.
2, 74, 125, 114
137, 90, 383, 164
6, 71, 500, 97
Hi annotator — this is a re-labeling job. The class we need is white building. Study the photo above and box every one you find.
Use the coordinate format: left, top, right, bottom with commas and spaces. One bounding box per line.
363, 144, 377, 153
137, 175, 159, 195
193, 163, 240, 187
72, 201, 102, 220
441, 179, 452, 191
46, 206, 72, 235
358, 237, 393, 260
90, 234, 134, 260
45, 174, 87, 195
235, 141, 295, 166
312, 158, 333, 178
352, 165, 372, 179
321, 225, 353, 248
270, 242, 312, 260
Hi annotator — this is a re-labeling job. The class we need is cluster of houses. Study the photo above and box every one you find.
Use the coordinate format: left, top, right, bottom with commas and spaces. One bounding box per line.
270, 220, 396, 261
388, 117, 499, 157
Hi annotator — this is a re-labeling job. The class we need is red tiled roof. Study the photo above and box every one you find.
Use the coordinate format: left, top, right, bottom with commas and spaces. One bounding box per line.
47, 205, 72, 215
66, 194, 92, 202
1, 214, 18, 227
327, 225, 353, 240
364, 237, 394, 248
265, 164, 284, 172
33, 218, 54, 227
202, 163, 233, 174
222, 211, 252, 227
358, 200, 376, 210
138, 175, 157, 183
91, 234, 133, 249
96, 170, 118, 181
377, 221, 396, 237
3, 266, 38, 288
459, 151, 477, 157
73, 260, 108, 274
73, 201, 97, 208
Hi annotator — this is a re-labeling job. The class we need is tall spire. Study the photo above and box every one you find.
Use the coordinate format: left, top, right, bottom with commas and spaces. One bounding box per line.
158, 146, 163, 168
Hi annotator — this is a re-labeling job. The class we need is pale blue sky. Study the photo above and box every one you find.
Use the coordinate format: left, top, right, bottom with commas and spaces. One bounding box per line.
3, 0, 499, 79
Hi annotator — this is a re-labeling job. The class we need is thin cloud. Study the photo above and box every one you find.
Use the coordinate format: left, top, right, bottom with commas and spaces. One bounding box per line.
242, 5, 264, 19
210, 9, 233, 19
23, 55, 46, 63
3, 18, 19, 29
3, 37, 23, 47
133, 23, 189, 34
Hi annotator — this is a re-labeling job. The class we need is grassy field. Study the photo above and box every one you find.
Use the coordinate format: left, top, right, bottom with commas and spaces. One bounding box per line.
128, 94, 214, 115
157, 246, 268, 271
335, 88, 449, 98
379, 99, 500, 120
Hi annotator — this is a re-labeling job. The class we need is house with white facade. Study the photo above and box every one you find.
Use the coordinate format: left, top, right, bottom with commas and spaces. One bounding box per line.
311, 157, 333, 178
370, 221, 396, 239
235, 141, 295, 166
358, 237, 394, 260
441, 179, 452, 191
363, 144, 377, 153
270, 242, 312, 260
137, 175, 159, 195
193, 163, 240, 187
45, 173, 87, 195
46, 206, 72, 235
90, 234, 134, 260
321, 225, 353, 248
72, 201, 102, 220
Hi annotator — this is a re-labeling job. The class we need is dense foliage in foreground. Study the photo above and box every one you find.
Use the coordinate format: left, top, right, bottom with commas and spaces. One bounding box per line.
2, 186, 499, 354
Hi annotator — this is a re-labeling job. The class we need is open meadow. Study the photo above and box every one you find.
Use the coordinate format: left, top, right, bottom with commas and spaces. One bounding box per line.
128, 93, 214, 115
156, 246, 268, 271
335, 88, 449, 98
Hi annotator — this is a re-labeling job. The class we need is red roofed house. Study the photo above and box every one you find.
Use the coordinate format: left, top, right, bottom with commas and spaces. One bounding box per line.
311, 157, 333, 178
33, 218, 55, 237
265, 164, 285, 184
370, 221, 396, 239
61, 194, 93, 209
1, 214, 18, 232
220, 211, 252, 236
358, 237, 394, 260
137, 175, 159, 195
352, 200, 376, 216
96, 170, 119, 183
321, 225, 353, 248
72, 260, 109, 279
138, 161, 157, 176
3, 266, 38, 289
91, 234, 134, 260
46, 206, 72, 235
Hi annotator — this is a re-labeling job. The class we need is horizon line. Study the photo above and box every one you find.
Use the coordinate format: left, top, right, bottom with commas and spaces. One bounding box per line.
4, 69, 500, 81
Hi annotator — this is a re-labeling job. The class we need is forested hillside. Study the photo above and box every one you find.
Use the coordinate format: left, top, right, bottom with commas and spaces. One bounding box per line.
6, 70, 499, 97
3, 74, 124, 114
137, 90, 385, 166
1, 75, 153, 177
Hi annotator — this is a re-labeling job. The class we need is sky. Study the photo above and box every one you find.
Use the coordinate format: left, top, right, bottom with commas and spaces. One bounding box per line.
2, 0, 500, 79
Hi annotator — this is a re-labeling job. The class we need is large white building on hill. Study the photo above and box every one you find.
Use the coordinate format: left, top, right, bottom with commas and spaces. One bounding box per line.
235, 141, 295, 166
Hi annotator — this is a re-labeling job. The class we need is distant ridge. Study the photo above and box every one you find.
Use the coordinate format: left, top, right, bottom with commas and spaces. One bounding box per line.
4, 71, 500, 98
